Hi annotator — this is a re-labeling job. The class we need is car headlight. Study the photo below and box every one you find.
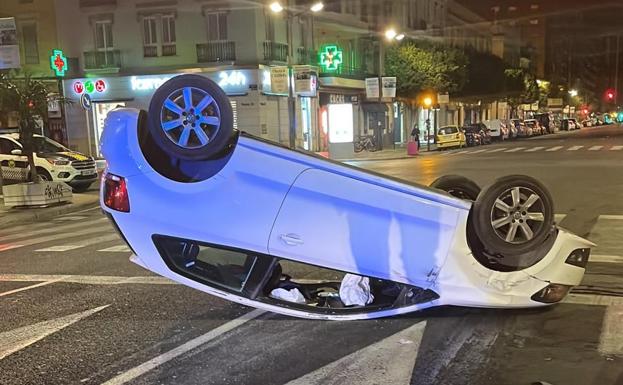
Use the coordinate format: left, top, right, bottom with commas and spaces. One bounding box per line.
45, 158, 70, 166
531, 284, 572, 303
565, 248, 591, 268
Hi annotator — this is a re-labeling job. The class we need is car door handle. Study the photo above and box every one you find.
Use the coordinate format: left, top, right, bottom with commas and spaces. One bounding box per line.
280, 234, 304, 246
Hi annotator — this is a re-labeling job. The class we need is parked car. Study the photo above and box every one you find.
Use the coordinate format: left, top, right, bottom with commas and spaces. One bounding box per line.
581, 119, 593, 127
524, 119, 543, 135
0, 133, 97, 192
505, 119, 518, 139
483, 119, 508, 141
100, 74, 593, 320
561, 119, 575, 131
462, 125, 483, 146
534, 113, 552, 134
512, 119, 532, 137
436, 125, 465, 150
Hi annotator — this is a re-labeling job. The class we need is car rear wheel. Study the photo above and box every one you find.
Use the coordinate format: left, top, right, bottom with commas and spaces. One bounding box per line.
430, 175, 480, 201
147, 74, 234, 161
472, 175, 554, 257
36, 168, 52, 182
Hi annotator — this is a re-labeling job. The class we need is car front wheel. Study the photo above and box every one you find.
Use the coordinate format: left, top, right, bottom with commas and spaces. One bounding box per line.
430, 175, 480, 201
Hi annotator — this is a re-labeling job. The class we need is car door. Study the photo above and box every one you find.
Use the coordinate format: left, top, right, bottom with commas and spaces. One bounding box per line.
0, 138, 29, 183
268, 168, 461, 288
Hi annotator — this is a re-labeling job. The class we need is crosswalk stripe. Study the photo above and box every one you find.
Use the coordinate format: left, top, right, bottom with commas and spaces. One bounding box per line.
598, 214, 623, 220
468, 149, 488, 154
589, 254, 623, 264
546, 146, 563, 151
589, 145, 603, 151
610, 145, 623, 151
98, 245, 131, 253
0, 227, 111, 252
504, 147, 525, 152
525, 146, 545, 152
487, 148, 507, 153
568, 145, 583, 151
452, 150, 471, 155
35, 234, 120, 252
0, 218, 108, 242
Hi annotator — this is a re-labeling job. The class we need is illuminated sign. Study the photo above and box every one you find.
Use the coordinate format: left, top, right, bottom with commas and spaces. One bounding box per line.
319, 45, 343, 72
72, 79, 106, 94
49, 49, 68, 77
218, 70, 247, 88
131, 75, 174, 91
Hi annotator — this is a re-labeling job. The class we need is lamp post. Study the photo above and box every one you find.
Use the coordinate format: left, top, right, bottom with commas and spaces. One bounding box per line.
423, 97, 432, 152
270, 1, 323, 149
376, 28, 403, 151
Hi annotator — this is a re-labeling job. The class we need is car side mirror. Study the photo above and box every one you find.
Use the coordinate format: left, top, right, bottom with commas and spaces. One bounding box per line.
10, 149, 22, 155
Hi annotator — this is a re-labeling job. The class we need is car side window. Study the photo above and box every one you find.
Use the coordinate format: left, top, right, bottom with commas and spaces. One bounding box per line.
0, 138, 18, 155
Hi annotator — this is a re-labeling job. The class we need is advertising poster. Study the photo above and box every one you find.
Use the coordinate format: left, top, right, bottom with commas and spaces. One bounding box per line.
0, 17, 20, 69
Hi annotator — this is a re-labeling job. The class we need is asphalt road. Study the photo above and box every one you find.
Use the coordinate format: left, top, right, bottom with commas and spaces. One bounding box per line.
1, 125, 623, 385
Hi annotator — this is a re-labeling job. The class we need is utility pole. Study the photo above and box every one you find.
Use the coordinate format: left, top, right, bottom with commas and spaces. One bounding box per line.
286, 6, 297, 149
615, 34, 620, 106
377, 38, 384, 151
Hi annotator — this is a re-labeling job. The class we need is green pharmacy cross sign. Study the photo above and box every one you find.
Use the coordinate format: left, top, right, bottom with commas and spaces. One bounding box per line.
50, 49, 68, 77
319, 45, 343, 72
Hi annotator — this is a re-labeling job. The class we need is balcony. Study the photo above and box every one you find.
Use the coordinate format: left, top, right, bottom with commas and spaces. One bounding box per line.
196, 41, 235, 63
162, 44, 177, 56
319, 65, 370, 80
143, 46, 158, 58
263, 41, 288, 63
83, 50, 121, 70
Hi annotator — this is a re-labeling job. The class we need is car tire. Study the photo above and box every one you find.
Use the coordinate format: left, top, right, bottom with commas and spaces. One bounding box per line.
147, 74, 234, 161
36, 168, 52, 181
430, 175, 481, 201
472, 175, 554, 257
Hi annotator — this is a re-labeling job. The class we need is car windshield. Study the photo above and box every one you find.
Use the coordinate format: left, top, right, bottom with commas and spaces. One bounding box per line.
31, 136, 69, 153
439, 126, 458, 135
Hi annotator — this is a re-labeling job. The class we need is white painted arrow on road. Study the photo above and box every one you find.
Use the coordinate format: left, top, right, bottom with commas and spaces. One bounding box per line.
0, 305, 109, 361
285, 321, 426, 385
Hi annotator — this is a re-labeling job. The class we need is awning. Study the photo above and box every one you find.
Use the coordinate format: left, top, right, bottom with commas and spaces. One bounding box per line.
361, 103, 388, 112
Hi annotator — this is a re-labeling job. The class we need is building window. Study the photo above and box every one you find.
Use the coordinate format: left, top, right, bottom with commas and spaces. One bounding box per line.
95, 20, 114, 50
207, 12, 228, 41
142, 17, 158, 57
407, 1, 417, 29
161, 14, 176, 56
263, 11, 274, 41
21, 22, 39, 64
383, 1, 392, 20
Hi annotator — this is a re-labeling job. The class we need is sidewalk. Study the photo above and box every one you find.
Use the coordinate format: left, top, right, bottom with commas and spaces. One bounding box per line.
0, 192, 101, 227
334, 144, 437, 162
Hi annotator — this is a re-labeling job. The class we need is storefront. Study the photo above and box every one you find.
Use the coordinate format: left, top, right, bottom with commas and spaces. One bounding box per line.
62, 67, 284, 157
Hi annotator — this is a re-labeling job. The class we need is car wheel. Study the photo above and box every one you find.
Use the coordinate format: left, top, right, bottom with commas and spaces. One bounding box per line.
71, 184, 91, 193
36, 168, 52, 181
472, 175, 554, 257
430, 175, 481, 201
147, 74, 234, 161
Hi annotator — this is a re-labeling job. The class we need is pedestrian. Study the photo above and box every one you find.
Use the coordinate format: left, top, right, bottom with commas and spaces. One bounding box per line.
411, 125, 420, 150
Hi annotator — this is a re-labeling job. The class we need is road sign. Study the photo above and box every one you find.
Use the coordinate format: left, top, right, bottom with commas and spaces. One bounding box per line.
80, 93, 92, 110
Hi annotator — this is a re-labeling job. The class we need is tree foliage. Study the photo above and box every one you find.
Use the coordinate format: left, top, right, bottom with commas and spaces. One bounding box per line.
384, 41, 468, 98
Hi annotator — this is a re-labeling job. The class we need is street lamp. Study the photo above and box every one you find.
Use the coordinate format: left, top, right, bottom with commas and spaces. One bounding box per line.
568, 89, 578, 97
423, 97, 433, 151
269, 1, 283, 13
395, 33, 405, 41
384, 28, 397, 41
310, 2, 324, 12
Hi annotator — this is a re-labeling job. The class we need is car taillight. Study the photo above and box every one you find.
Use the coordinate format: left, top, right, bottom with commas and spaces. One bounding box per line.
103, 173, 130, 212
530, 284, 572, 303
565, 248, 591, 268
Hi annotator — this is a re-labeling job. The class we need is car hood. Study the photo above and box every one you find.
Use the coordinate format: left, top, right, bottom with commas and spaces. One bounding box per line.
37, 151, 93, 162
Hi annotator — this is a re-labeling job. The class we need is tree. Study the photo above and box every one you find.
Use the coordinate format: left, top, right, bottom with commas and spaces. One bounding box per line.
0, 72, 66, 183
385, 41, 469, 98
460, 50, 508, 97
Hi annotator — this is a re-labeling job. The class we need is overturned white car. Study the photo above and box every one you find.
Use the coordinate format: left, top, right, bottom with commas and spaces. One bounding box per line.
100, 75, 593, 320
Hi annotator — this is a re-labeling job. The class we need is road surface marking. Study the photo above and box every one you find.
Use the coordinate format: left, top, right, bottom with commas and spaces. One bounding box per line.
0, 227, 110, 252
598, 214, 623, 220
487, 147, 507, 153
53, 216, 88, 221
99, 309, 266, 385
504, 147, 525, 152
546, 146, 563, 151
453, 150, 470, 155
0, 279, 63, 297
286, 322, 426, 385
0, 305, 109, 360
35, 234, 120, 252
0, 274, 175, 285
0, 218, 108, 242
468, 149, 488, 154
610, 145, 623, 151
589, 254, 623, 264
554, 214, 567, 222
0, 244, 24, 252
566, 293, 623, 306
568, 145, 583, 151
525, 146, 545, 152
97, 245, 131, 253
589, 145, 604, 151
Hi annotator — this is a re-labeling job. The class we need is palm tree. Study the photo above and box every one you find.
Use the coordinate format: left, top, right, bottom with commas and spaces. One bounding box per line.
0, 72, 67, 183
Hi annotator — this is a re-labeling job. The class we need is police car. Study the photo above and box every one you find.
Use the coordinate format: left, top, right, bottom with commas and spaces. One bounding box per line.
0, 133, 97, 192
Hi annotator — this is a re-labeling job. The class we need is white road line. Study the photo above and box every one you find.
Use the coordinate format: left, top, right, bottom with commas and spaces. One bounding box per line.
554, 214, 567, 223
589, 254, 623, 264
468, 149, 488, 154
0, 305, 109, 361
546, 146, 563, 151
0, 218, 108, 242
53, 216, 88, 221
589, 145, 604, 151
565, 294, 623, 306
504, 147, 525, 152
35, 234, 120, 252
487, 148, 507, 153
598, 214, 623, 220
286, 322, 426, 385
0, 279, 62, 297
0, 274, 175, 285
452, 150, 471, 155
568, 145, 583, 151
97, 245, 131, 253
99, 309, 266, 385
525, 146, 545, 152
0, 227, 114, 252
610, 145, 623, 151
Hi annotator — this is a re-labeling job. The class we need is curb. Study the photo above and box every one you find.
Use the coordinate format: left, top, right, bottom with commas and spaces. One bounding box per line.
0, 198, 100, 227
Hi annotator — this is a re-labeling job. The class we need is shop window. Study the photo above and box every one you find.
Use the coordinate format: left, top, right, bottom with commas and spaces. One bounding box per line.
142, 17, 158, 57
94, 20, 114, 51
207, 12, 228, 41
21, 22, 39, 64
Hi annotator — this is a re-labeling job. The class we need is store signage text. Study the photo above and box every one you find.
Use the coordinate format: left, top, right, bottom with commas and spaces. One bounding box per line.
49, 49, 68, 77
73, 79, 107, 94
218, 70, 246, 88
131, 75, 174, 91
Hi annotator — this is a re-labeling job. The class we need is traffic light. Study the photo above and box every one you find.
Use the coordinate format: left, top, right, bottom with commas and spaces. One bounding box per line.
583, 108, 589, 115
605, 89, 616, 102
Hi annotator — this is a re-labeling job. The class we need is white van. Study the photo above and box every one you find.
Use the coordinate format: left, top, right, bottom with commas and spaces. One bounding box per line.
483, 119, 508, 140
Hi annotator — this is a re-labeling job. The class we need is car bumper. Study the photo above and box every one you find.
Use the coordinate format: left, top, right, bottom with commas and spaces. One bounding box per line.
437, 140, 463, 148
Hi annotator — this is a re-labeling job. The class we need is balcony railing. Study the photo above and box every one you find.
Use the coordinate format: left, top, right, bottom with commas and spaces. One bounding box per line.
143, 45, 158, 58
263, 41, 288, 62
83, 49, 121, 69
296, 47, 316, 65
319, 65, 371, 80
162, 44, 177, 56
196, 41, 235, 63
